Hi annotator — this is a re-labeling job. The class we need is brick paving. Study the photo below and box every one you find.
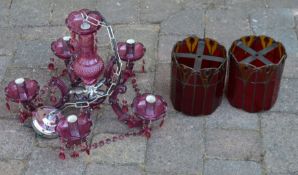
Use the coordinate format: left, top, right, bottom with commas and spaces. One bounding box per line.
0, 0, 298, 175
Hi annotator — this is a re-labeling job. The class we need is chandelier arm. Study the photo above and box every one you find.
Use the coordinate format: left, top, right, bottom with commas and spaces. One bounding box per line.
48, 77, 70, 108
108, 85, 134, 123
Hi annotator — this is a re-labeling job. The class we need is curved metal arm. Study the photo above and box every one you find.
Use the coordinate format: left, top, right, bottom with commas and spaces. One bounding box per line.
108, 85, 143, 128
109, 85, 130, 122
48, 77, 70, 108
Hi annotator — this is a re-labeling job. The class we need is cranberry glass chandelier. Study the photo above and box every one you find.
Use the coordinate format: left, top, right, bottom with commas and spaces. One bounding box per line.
4, 9, 167, 159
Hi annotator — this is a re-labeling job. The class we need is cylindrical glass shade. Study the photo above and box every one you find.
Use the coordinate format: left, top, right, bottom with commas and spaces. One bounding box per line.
171, 36, 227, 116
227, 35, 287, 112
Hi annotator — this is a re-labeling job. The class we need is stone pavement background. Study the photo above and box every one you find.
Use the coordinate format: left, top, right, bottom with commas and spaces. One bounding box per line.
0, 0, 298, 174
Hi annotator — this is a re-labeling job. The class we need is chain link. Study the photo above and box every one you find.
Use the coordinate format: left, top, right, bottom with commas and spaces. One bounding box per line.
81, 11, 108, 27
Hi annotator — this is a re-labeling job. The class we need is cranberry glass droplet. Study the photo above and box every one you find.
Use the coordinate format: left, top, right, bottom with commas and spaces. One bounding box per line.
59, 151, 66, 160
48, 63, 55, 71
5, 102, 10, 111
